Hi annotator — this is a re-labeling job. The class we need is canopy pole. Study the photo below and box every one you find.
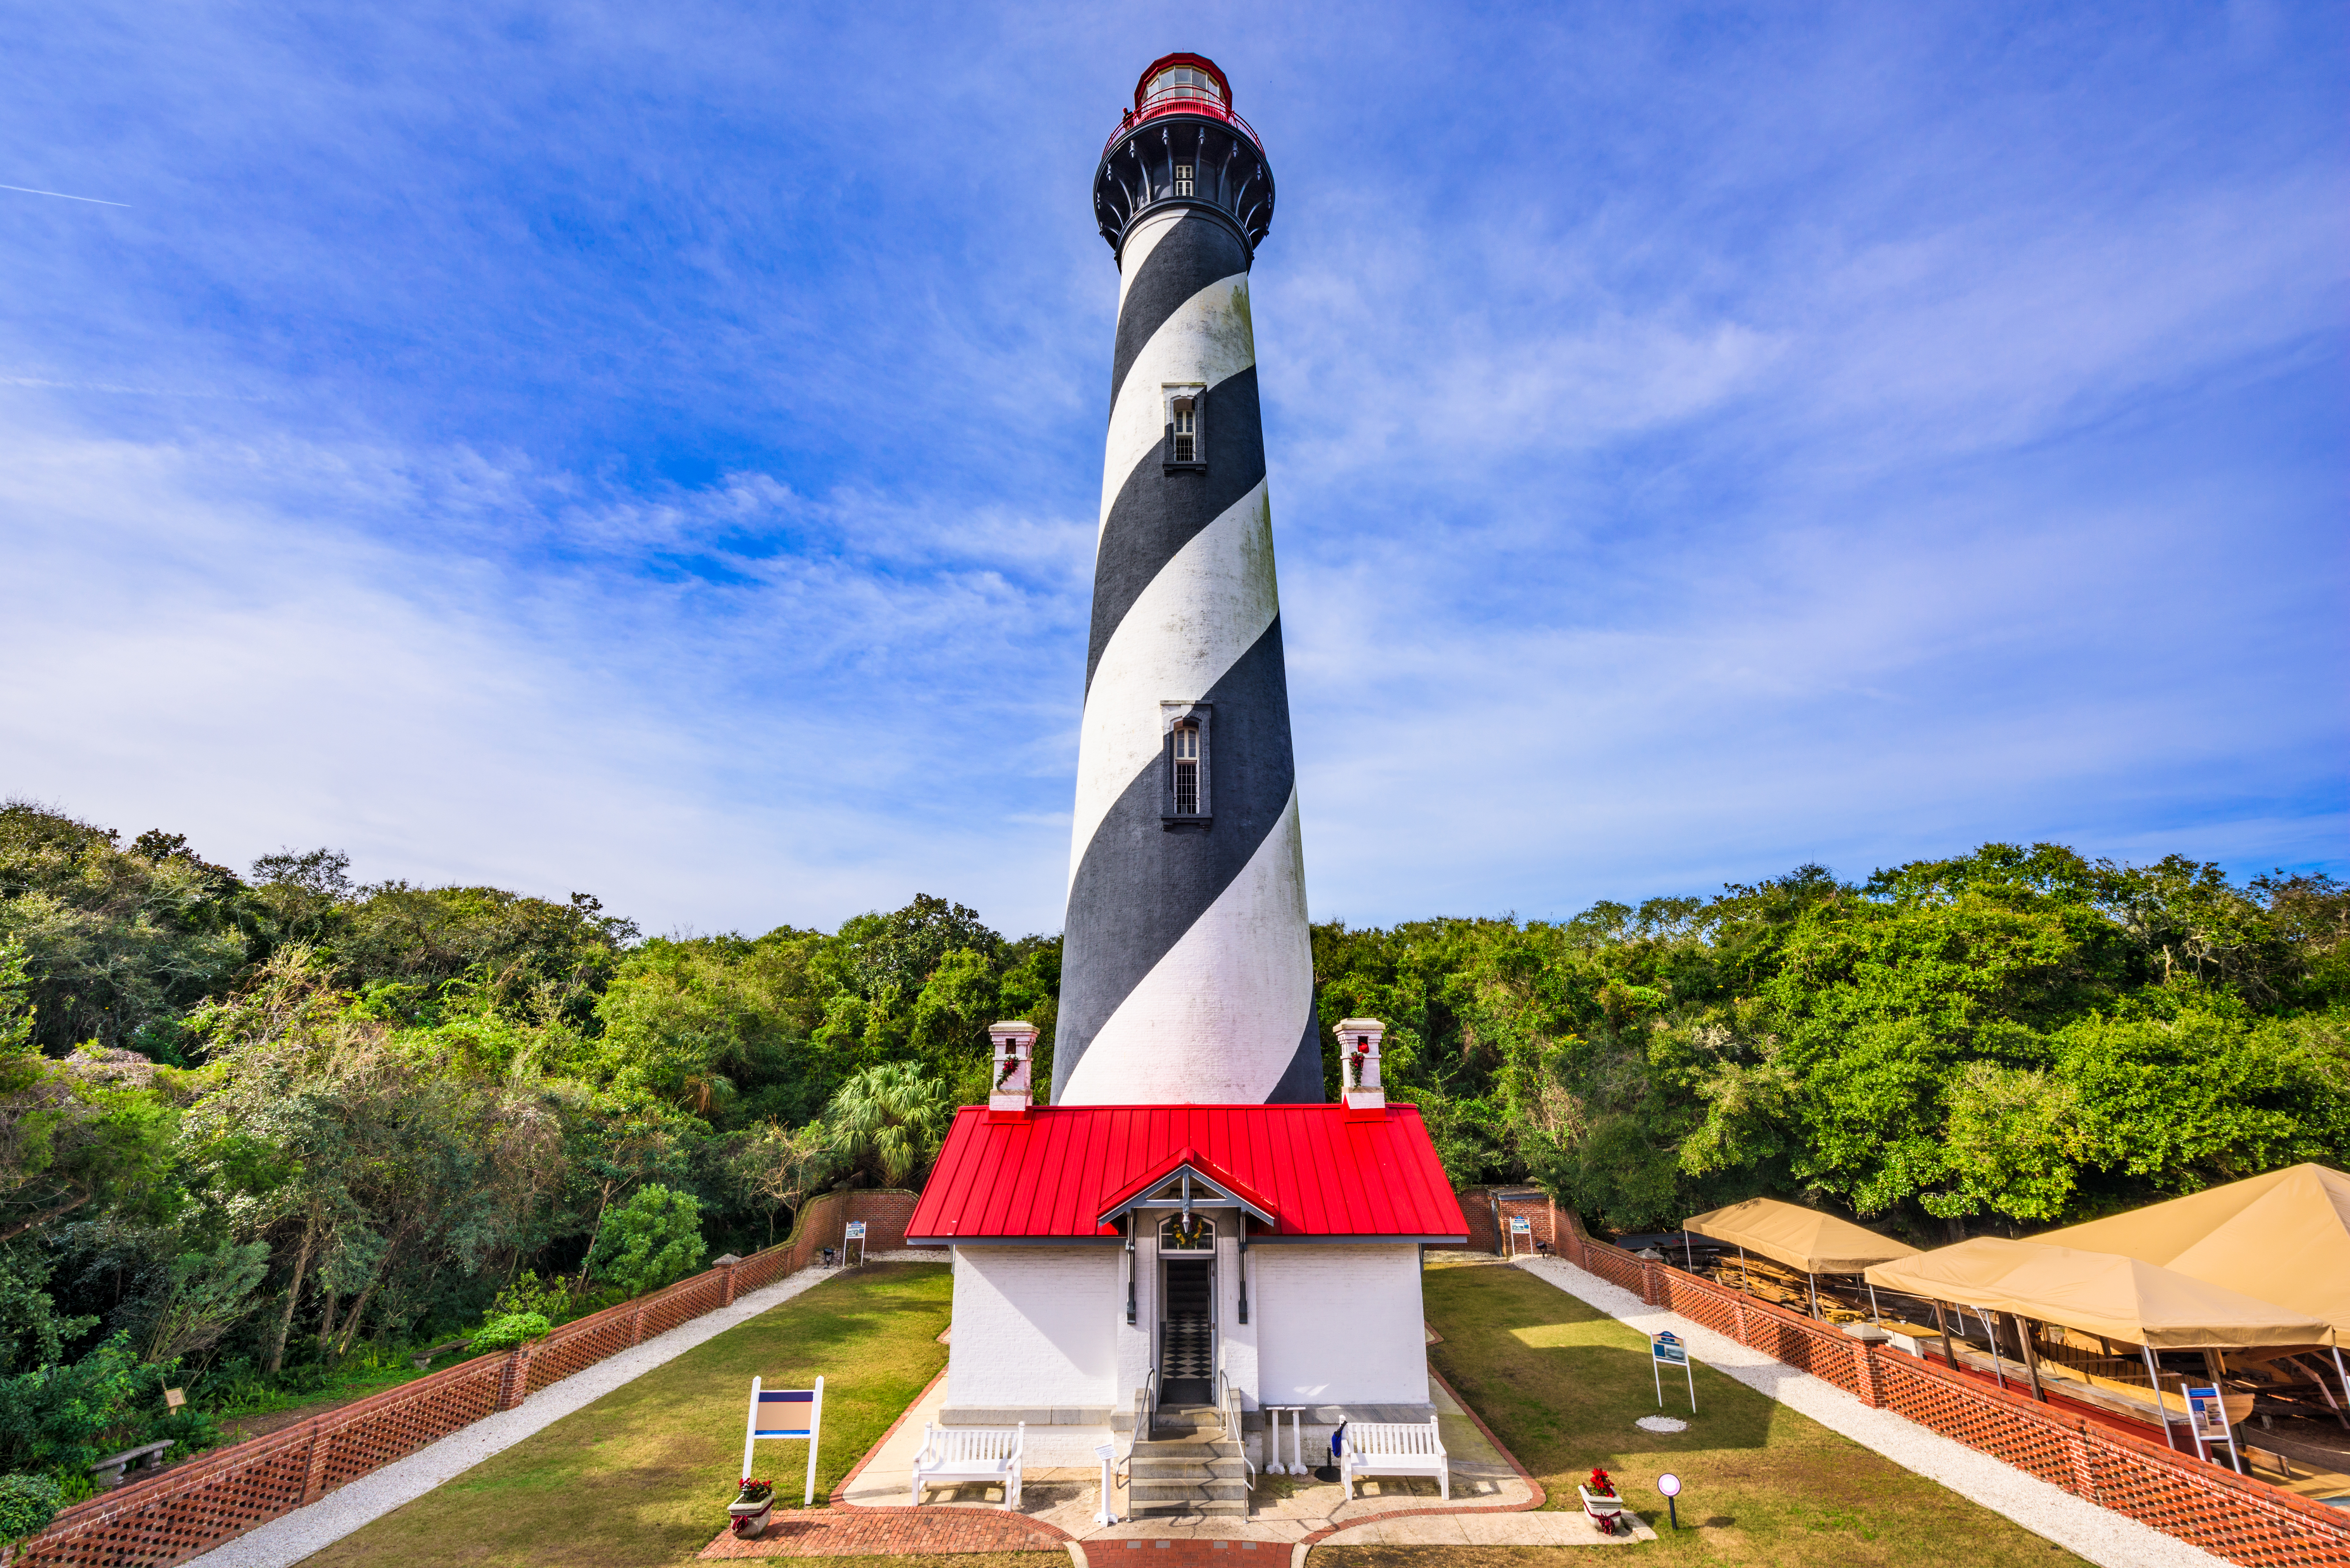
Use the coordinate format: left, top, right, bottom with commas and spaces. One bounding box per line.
2331, 1344, 2350, 1433
1931, 1300, 1957, 1366
1866, 1281, 1881, 1323
1809, 1273, 1820, 1319
2144, 1344, 2181, 1452
1685, 1230, 1694, 1271
1977, 1308, 2006, 1391
2014, 1315, 2046, 1402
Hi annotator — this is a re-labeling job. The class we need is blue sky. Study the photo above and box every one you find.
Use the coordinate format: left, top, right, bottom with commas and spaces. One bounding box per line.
3, 2, 2343, 938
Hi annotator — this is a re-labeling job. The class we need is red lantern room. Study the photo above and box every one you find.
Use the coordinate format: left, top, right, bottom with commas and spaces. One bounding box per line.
1095, 52, 1273, 255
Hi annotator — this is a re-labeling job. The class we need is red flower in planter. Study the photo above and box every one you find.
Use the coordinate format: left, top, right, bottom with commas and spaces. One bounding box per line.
1586, 1467, 1616, 1496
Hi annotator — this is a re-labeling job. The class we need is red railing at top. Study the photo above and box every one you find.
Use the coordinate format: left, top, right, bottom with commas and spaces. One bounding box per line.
1103, 87, 1262, 158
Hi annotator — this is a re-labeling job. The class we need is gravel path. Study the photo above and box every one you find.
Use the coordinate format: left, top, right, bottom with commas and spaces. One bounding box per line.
180, 1257, 937, 1568
1509, 1255, 2223, 1568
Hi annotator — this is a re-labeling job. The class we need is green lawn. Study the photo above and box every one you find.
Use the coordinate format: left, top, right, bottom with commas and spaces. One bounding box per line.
308, 1261, 956, 1568
1329, 1257, 2084, 1567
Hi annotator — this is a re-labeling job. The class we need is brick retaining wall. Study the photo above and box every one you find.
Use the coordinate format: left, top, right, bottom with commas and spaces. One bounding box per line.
1435, 1187, 1562, 1254
16, 1189, 919, 1568
1552, 1207, 2350, 1567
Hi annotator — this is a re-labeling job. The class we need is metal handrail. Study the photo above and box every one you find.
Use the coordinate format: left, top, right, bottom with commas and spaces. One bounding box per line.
1102, 95, 1263, 157
1218, 1370, 1255, 1490
1114, 1367, 1158, 1485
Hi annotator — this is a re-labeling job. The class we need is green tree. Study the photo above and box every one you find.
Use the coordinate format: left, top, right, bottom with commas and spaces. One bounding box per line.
0, 805, 249, 1055
824, 1064, 950, 1188
587, 1184, 705, 1297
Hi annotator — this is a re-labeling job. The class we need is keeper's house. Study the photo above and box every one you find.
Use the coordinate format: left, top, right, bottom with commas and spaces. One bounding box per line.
906, 1026, 1469, 1466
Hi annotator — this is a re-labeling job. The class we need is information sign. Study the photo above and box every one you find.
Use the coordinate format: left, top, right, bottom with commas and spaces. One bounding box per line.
2184, 1384, 2241, 1471
1651, 1331, 1696, 1412
843, 1221, 867, 1239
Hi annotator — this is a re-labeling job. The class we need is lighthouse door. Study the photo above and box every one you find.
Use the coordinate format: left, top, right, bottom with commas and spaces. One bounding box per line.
1159, 1257, 1215, 1404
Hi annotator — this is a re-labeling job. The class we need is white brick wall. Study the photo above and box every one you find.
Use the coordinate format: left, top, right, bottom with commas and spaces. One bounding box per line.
947, 1247, 1121, 1409
1253, 1244, 1428, 1406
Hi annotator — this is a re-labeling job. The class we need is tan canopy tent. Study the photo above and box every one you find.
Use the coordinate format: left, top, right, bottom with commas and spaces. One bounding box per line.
1868, 1237, 2335, 1459
1684, 1197, 1921, 1276
1864, 1237, 2333, 1350
2032, 1163, 2350, 1338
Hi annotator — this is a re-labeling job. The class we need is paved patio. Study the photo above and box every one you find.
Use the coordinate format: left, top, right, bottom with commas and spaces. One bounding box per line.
703, 1363, 1653, 1557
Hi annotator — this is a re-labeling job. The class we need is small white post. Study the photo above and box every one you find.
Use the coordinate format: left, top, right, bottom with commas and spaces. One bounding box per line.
804, 1376, 824, 1505
1094, 1441, 1119, 1525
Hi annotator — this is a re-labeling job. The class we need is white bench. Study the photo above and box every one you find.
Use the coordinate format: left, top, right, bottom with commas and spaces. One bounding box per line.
909, 1422, 1024, 1508
1339, 1417, 1448, 1500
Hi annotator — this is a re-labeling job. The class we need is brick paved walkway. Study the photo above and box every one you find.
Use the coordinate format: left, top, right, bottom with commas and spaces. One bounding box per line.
697, 1508, 1066, 1557
1092, 1540, 1283, 1566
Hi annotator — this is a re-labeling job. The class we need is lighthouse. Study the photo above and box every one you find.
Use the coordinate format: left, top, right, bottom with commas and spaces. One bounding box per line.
907, 58, 1466, 1500
1054, 54, 1318, 1107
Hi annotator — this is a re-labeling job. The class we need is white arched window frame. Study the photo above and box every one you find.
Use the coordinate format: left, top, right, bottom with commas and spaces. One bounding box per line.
1161, 701, 1211, 827
1162, 383, 1205, 471
1158, 1212, 1217, 1252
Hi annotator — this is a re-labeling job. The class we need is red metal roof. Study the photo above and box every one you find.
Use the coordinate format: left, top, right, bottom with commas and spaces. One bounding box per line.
906, 1103, 1470, 1244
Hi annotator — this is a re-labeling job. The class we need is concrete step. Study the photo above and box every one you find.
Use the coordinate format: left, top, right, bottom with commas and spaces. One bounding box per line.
1130, 1461, 1251, 1483
1131, 1499, 1249, 1517
1130, 1478, 1251, 1499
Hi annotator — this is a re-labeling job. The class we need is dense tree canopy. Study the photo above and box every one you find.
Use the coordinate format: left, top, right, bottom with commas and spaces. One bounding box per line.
0, 796, 2341, 1502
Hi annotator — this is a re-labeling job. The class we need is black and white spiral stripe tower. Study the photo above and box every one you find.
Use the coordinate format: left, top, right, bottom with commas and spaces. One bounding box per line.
1054, 55, 1319, 1107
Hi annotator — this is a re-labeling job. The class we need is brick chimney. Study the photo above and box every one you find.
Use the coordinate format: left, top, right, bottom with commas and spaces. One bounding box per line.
989, 1021, 1038, 1116
1338, 1018, 1385, 1116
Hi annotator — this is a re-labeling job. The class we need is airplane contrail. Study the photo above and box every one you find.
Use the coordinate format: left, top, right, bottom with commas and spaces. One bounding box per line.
1, 183, 129, 207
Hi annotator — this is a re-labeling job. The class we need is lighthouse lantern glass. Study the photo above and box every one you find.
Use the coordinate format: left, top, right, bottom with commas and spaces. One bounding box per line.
1147, 65, 1223, 106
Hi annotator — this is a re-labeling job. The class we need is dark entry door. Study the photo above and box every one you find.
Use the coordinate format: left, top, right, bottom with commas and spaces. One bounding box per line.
1160, 1257, 1213, 1404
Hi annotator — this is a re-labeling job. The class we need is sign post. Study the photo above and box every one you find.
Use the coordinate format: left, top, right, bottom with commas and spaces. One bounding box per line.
1651, 1331, 1695, 1412
843, 1220, 868, 1268
2184, 1384, 2243, 1474
1094, 1441, 1120, 1525
743, 1375, 824, 1505
1508, 1214, 1531, 1257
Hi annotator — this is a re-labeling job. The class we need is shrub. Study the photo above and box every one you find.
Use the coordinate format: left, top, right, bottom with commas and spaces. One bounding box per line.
0, 1335, 219, 1485
467, 1313, 551, 1354
0, 1471, 60, 1543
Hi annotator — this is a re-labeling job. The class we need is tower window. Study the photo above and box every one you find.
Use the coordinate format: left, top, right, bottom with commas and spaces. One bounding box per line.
1161, 701, 1211, 826
1173, 162, 1195, 197
1163, 384, 1205, 470
1173, 723, 1200, 815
